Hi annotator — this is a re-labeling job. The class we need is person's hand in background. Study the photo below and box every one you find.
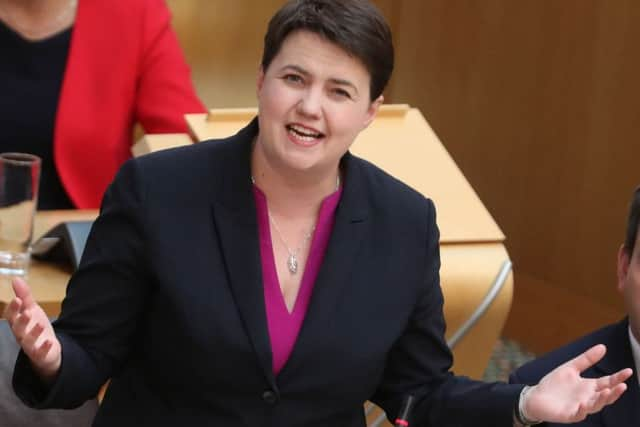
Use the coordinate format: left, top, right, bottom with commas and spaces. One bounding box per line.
3, 277, 61, 383
522, 344, 632, 424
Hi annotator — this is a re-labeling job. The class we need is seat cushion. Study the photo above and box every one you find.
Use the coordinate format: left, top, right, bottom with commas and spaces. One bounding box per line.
0, 319, 97, 427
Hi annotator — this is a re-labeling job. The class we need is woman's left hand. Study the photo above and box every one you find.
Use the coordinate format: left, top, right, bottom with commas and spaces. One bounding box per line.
523, 344, 633, 423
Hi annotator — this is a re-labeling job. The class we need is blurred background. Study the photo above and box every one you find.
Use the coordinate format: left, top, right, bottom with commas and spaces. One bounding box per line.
165, 0, 640, 359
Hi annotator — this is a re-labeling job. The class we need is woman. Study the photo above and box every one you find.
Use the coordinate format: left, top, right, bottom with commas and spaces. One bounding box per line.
0, 0, 205, 209
3, 1, 632, 426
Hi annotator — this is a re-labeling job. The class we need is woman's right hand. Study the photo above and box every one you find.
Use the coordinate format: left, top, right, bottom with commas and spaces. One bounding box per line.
2, 277, 62, 382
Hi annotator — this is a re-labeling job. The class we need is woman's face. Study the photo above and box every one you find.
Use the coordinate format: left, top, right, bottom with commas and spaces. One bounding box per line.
255, 30, 383, 181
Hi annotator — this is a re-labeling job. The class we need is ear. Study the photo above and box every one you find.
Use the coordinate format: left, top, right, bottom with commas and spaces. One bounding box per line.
361, 95, 384, 130
617, 245, 631, 292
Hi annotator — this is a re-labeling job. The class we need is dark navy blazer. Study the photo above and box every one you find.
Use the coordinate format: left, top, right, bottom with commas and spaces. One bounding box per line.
510, 318, 639, 426
14, 119, 522, 426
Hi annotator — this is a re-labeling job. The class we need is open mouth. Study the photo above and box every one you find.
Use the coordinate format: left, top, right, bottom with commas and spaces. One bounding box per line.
286, 124, 325, 142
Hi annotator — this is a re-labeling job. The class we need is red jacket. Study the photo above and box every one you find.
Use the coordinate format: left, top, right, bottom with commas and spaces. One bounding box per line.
54, 0, 205, 208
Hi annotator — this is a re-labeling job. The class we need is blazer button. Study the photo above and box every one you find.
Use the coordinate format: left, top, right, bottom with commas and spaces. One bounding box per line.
262, 389, 278, 405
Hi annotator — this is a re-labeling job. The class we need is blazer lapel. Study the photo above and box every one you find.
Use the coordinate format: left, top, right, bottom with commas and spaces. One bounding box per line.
210, 120, 276, 388
209, 136, 372, 386
278, 153, 370, 379
595, 319, 640, 427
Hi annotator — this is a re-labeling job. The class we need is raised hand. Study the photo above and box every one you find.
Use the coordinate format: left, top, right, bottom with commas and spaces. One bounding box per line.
522, 344, 633, 423
2, 277, 62, 382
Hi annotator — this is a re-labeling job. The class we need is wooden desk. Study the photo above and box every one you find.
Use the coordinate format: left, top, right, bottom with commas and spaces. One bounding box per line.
0, 210, 98, 317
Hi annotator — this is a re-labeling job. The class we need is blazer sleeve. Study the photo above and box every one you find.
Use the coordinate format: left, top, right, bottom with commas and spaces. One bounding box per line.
371, 197, 523, 426
13, 159, 152, 409
509, 367, 536, 386
134, 0, 206, 133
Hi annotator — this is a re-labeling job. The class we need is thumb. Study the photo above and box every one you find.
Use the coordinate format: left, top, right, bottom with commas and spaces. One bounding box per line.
565, 344, 607, 373
11, 277, 35, 308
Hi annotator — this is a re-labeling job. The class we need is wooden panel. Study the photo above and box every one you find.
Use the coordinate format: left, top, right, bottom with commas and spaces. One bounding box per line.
165, 0, 274, 108
502, 271, 622, 354
131, 133, 193, 157
388, 0, 640, 350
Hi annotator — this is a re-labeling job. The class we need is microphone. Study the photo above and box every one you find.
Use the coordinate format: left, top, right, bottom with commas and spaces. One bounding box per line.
394, 395, 414, 427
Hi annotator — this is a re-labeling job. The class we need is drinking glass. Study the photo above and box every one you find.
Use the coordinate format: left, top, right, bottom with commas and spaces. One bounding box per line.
0, 153, 41, 276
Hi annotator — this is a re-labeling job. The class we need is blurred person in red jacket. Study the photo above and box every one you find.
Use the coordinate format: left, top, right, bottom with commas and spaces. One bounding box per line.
0, 0, 205, 209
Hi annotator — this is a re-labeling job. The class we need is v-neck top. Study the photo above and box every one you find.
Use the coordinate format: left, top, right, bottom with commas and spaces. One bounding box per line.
0, 20, 75, 209
253, 184, 343, 375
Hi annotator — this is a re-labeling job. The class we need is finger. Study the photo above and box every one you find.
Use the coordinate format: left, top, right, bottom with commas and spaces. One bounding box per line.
599, 383, 627, 408
11, 277, 35, 309
33, 339, 53, 362
571, 389, 611, 422
2, 297, 17, 320
566, 344, 606, 373
584, 388, 613, 416
3, 297, 23, 325
21, 322, 45, 354
594, 368, 633, 390
12, 310, 33, 342
572, 402, 589, 423
581, 384, 629, 417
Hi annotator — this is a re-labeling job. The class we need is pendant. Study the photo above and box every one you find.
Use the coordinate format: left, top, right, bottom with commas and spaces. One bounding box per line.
287, 254, 298, 274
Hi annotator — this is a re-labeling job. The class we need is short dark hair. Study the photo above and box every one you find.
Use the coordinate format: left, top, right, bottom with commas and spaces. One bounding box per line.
623, 186, 640, 255
261, 0, 394, 101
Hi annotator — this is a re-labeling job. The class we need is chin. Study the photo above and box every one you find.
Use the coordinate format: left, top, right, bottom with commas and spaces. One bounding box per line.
282, 157, 320, 174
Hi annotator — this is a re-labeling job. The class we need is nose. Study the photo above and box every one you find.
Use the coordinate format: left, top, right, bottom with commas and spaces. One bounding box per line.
296, 87, 322, 119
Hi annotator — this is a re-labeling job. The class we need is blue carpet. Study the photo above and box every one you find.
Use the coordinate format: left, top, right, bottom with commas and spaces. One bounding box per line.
483, 338, 536, 382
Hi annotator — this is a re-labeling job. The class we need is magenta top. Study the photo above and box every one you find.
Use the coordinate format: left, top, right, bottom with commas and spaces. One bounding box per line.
253, 184, 343, 375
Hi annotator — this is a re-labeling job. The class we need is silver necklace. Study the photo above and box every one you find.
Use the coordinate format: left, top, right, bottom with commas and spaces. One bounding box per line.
0, 0, 78, 40
251, 173, 341, 274
268, 214, 315, 274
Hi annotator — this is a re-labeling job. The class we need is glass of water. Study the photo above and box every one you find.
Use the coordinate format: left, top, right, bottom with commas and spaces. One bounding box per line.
0, 153, 41, 276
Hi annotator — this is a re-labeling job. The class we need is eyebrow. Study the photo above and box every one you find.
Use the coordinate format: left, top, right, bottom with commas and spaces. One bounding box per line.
280, 64, 359, 95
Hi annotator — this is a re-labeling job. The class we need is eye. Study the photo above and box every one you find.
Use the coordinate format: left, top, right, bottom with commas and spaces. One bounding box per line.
283, 74, 304, 85
331, 88, 352, 100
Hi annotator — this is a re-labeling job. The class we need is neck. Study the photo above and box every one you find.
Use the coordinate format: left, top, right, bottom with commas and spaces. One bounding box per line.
0, 0, 77, 40
251, 143, 340, 221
